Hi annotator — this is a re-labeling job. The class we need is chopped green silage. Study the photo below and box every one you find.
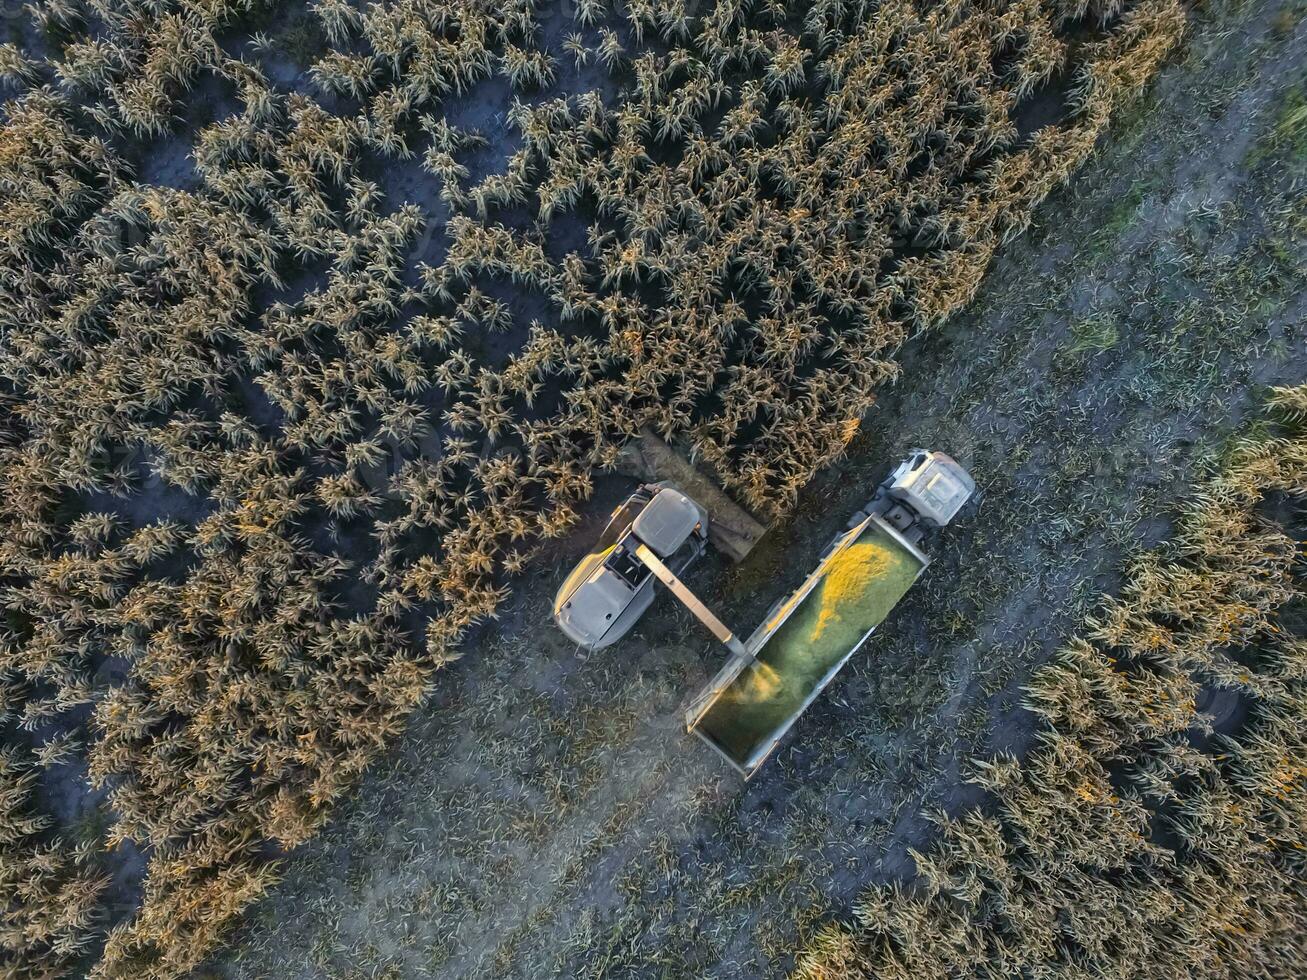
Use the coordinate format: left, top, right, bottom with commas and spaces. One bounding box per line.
696, 521, 924, 769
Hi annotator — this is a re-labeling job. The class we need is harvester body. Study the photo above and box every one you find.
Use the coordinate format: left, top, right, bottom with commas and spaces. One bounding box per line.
553, 485, 709, 651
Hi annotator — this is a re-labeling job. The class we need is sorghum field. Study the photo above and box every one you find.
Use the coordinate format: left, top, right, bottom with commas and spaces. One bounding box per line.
0, 0, 1301, 977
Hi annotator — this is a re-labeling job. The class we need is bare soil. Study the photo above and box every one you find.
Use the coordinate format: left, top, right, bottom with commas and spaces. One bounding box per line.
205, 3, 1306, 978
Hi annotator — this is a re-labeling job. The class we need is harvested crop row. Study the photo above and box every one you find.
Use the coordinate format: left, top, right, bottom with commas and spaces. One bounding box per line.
0, 1, 1185, 975
793, 385, 1307, 979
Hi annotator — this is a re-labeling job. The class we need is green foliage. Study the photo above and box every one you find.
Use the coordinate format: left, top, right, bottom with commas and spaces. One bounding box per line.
1066, 311, 1121, 356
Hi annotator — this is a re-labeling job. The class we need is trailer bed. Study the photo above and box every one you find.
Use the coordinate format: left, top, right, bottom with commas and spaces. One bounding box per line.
690, 516, 927, 775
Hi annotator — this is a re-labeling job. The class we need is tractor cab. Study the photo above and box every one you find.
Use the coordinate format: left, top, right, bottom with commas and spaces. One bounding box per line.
884, 450, 975, 527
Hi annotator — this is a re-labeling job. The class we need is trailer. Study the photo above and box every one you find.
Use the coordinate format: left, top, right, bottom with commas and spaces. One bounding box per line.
684, 512, 929, 776
553, 450, 975, 777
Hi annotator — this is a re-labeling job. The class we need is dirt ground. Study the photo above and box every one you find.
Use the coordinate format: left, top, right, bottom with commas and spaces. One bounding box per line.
205, 3, 1306, 978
